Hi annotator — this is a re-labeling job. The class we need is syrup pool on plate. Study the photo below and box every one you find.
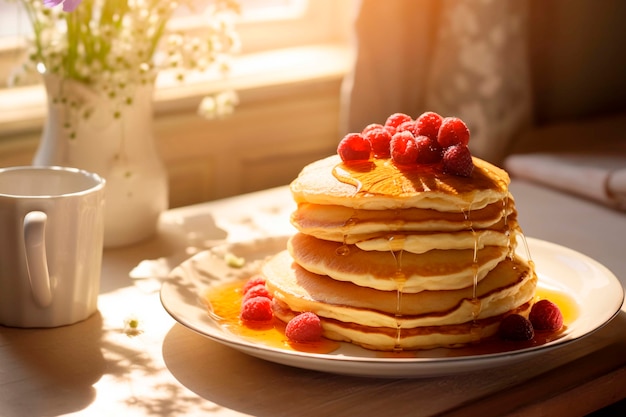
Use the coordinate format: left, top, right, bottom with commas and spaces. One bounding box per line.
203, 277, 578, 357
376, 286, 579, 359
204, 281, 339, 354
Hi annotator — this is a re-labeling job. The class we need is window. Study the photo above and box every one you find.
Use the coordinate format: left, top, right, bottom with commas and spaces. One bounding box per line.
0, 0, 350, 82
0, 0, 353, 140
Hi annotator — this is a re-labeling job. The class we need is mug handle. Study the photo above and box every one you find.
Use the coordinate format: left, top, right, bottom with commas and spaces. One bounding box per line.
23, 211, 53, 308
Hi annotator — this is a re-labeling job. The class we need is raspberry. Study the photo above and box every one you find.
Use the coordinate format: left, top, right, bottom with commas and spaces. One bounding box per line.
242, 283, 271, 302
385, 112, 413, 130
415, 111, 443, 141
363, 127, 393, 158
437, 117, 470, 148
240, 296, 273, 322
414, 135, 444, 164
285, 312, 323, 343
442, 145, 474, 177
529, 299, 564, 332
396, 120, 419, 136
390, 131, 419, 166
361, 123, 385, 135
242, 275, 265, 294
337, 133, 371, 162
498, 314, 534, 341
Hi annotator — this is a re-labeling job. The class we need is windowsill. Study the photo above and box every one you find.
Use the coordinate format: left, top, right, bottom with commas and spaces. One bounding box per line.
0, 42, 352, 139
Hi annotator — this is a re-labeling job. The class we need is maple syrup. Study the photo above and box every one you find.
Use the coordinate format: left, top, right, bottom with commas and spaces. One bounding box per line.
204, 281, 340, 354
331, 158, 507, 198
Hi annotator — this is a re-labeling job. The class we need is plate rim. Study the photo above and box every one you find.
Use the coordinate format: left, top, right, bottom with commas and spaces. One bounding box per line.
160, 236, 624, 377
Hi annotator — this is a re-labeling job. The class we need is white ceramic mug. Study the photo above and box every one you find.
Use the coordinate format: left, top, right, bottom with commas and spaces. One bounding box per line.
0, 166, 105, 327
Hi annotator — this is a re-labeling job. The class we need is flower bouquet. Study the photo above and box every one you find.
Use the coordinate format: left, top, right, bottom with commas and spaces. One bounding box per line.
12, 0, 241, 121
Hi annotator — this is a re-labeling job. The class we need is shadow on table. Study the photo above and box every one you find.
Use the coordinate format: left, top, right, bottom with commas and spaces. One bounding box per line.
161, 323, 416, 417
0, 312, 105, 417
162, 310, 626, 417
101, 211, 228, 295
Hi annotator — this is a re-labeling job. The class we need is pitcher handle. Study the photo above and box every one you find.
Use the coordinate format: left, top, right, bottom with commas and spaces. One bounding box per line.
23, 211, 53, 308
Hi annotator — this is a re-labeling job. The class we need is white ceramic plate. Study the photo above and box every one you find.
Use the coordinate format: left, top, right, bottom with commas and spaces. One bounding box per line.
160, 236, 624, 378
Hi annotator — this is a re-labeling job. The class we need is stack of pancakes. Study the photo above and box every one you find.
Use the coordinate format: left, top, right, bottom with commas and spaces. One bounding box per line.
262, 155, 537, 351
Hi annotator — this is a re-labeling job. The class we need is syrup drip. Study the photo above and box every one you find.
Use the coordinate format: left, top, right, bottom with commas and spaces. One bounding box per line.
503, 194, 510, 226
503, 196, 516, 260
344, 216, 358, 229
393, 326, 403, 352
462, 201, 482, 319
336, 239, 350, 256
471, 229, 479, 301
332, 165, 363, 193
394, 287, 404, 353
505, 229, 513, 260
516, 230, 535, 272
387, 236, 407, 351
337, 212, 359, 256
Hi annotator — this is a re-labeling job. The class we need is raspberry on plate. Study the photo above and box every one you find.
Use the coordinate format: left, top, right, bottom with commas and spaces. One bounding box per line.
442, 144, 474, 177
242, 275, 266, 294
390, 131, 419, 166
498, 314, 534, 341
415, 111, 443, 141
338, 133, 371, 162
529, 299, 564, 332
240, 296, 273, 322
363, 127, 393, 158
437, 116, 470, 148
285, 312, 323, 343
242, 283, 271, 302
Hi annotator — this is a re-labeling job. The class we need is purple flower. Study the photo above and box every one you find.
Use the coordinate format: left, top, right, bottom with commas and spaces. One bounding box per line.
43, 0, 83, 12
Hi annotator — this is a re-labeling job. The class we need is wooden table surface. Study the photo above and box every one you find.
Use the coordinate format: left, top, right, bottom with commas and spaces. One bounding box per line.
1, 181, 625, 417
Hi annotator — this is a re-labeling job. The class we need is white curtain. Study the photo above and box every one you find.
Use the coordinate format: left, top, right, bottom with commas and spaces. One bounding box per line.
341, 0, 533, 164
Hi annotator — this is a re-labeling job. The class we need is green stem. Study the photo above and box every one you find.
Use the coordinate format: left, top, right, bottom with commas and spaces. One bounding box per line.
19, 1, 46, 66
64, 8, 78, 79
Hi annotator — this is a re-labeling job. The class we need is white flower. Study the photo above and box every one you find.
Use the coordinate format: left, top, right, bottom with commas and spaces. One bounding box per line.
197, 95, 217, 118
197, 90, 239, 119
14, 0, 241, 123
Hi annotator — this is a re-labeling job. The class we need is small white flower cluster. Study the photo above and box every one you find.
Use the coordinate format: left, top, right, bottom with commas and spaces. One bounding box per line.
198, 90, 239, 119
11, 0, 240, 122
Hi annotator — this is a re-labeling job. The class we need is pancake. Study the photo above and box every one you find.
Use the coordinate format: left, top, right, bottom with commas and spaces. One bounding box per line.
291, 197, 517, 240
353, 229, 511, 254
287, 232, 510, 292
265, 250, 536, 321
290, 155, 510, 211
